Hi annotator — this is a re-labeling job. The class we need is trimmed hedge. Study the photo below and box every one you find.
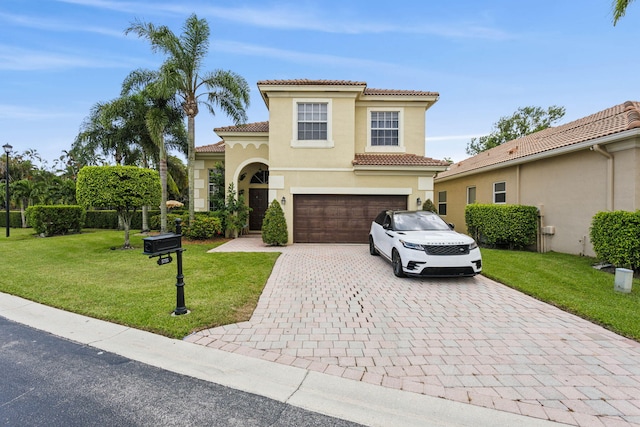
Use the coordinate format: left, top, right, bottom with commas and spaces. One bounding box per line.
183, 216, 223, 240
0, 211, 23, 228
26, 205, 85, 236
465, 204, 538, 249
84, 210, 161, 229
590, 211, 640, 269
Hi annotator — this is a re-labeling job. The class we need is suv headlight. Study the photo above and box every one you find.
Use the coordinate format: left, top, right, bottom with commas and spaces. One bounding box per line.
400, 240, 424, 251
469, 241, 478, 250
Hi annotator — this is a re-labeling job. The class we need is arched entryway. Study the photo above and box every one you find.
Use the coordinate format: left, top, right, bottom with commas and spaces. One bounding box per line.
236, 162, 269, 232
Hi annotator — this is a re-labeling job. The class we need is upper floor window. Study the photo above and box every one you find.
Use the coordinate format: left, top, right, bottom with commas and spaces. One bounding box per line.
292, 99, 333, 148
494, 182, 506, 204
371, 111, 399, 146
366, 108, 403, 152
298, 103, 327, 140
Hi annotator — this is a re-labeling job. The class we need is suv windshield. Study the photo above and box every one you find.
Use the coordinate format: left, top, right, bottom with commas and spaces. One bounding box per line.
393, 212, 451, 231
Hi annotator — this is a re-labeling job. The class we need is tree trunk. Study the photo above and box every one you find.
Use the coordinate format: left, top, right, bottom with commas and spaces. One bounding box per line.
141, 206, 149, 232
121, 211, 133, 249
160, 150, 168, 234
187, 114, 195, 224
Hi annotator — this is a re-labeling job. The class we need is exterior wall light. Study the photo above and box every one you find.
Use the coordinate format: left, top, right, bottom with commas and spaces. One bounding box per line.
416, 197, 422, 208
281, 196, 286, 205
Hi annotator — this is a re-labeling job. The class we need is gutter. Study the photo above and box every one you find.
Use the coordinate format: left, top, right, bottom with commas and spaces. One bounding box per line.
590, 144, 614, 211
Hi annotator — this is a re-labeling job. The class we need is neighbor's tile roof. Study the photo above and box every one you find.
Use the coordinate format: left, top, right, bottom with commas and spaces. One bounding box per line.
214, 121, 269, 133
437, 101, 640, 180
196, 141, 225, 153
353, 153, 450, 167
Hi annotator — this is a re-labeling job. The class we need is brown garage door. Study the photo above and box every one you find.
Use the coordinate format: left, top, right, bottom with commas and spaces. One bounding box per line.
293, 195, 407, 243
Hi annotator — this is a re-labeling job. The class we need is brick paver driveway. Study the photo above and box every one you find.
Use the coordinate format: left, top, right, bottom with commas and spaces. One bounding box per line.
186, 236, 640, 426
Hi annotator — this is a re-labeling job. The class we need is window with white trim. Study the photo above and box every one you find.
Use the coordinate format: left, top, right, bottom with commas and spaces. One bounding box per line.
467, 186, 476, 204
297, 103, 327, 140
438, 191, 447, 215
493, 182, 506, 204
371, 111, 399, 146
366, 108, 403, 152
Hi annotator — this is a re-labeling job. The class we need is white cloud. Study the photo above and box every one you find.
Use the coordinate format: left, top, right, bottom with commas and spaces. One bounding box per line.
56, 0, 512, 40
213, 40, 403, 70
0, 12, 124, 38
0, 45, 145, 71
0, 105, 79, 120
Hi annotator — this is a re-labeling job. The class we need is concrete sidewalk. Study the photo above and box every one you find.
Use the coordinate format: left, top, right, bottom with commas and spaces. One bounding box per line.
0, 292, 558, 427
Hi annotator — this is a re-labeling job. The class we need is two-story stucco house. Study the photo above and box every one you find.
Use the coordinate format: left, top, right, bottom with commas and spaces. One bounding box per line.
434, 101, 640, 257
194, 79, 449, 244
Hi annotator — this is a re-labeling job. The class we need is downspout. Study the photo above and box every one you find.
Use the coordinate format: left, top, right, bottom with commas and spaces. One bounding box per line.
591, 144, 613, 211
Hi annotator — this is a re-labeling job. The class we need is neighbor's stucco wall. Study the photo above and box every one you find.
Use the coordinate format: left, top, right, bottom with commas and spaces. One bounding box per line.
434, 145, 640, 257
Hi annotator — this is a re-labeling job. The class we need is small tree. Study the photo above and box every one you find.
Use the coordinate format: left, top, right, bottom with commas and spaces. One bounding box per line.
262, 199, 288, 246
224, 183, 250, 238
422, 198, 437, 213
76, 166, 161, 248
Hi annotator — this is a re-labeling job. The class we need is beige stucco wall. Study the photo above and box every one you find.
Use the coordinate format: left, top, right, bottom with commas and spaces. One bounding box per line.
434, 143, 640, 257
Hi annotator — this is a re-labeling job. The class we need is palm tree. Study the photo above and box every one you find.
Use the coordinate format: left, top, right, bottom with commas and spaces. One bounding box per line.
126, 14, 250, 223
121, 69, 187, 233
613, 0, 636, 24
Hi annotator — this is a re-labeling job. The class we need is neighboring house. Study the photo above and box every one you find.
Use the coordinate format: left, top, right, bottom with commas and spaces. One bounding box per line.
194, 79, 449, 244
434, 101, 640, 257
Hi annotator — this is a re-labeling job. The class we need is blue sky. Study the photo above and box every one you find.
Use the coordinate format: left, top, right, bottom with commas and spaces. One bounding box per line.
1, 0, 639, 168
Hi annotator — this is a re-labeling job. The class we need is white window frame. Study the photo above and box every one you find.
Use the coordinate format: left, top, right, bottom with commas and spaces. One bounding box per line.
366, 107, 404, 153
291, 98, 333, 148
467, 186, 476, 205
493, 181, 506, 204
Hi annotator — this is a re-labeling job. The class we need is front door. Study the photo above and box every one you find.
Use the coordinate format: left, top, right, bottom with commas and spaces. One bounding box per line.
249, 188, 268, 231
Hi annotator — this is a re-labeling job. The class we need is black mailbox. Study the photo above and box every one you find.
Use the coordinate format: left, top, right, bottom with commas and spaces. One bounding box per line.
143, 233, 182, 256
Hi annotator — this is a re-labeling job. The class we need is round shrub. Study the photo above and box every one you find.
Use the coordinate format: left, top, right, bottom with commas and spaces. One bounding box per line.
183, 216, 223, 240
262, 199, 288, 246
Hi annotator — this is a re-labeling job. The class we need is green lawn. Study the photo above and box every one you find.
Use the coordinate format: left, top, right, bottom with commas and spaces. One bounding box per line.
2, 228, 640, 342
482, 248, 640, 340
0, 228, 279, 339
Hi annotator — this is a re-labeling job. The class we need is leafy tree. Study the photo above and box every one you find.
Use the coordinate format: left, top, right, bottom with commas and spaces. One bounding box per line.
262, 199, 288, 246
466, 106, 565, 156
613, 0, 636, 25
224, 183, 250, 239
121, 69, 187, 233
126, 14, 250, 223
76, 166, 161, 248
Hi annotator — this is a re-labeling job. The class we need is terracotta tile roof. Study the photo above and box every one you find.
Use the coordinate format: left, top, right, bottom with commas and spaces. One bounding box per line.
437, 101, 640, 180
353, 153, 450, 167
257, 80, 438, 97
214, 121, 269, 133
363, 88, 439, 97
196, 141, 225, 153
257, 79, 366, 86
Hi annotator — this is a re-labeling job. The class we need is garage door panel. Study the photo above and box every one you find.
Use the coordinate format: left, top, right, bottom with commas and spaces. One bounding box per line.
294, 195, 407, 243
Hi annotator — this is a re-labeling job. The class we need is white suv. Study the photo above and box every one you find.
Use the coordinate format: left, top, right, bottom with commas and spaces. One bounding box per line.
369, 210, 482, 278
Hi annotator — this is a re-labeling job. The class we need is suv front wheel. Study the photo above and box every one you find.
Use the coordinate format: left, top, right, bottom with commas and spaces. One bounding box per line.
392, 249, 405, 278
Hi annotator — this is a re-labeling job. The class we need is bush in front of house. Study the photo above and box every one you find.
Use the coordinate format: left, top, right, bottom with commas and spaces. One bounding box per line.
26, 205, 85, 236
590, 210, 640, 270
183, 216, 223, 240
422, 198, 437, 212
262, 199, 288, 246
465, 204, 538, 249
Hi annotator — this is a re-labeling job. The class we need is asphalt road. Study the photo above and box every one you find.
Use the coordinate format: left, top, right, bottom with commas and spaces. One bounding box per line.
0, 316, 363, 427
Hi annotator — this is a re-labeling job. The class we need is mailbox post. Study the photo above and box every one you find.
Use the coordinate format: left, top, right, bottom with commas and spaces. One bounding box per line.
142, 218, 188, 315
